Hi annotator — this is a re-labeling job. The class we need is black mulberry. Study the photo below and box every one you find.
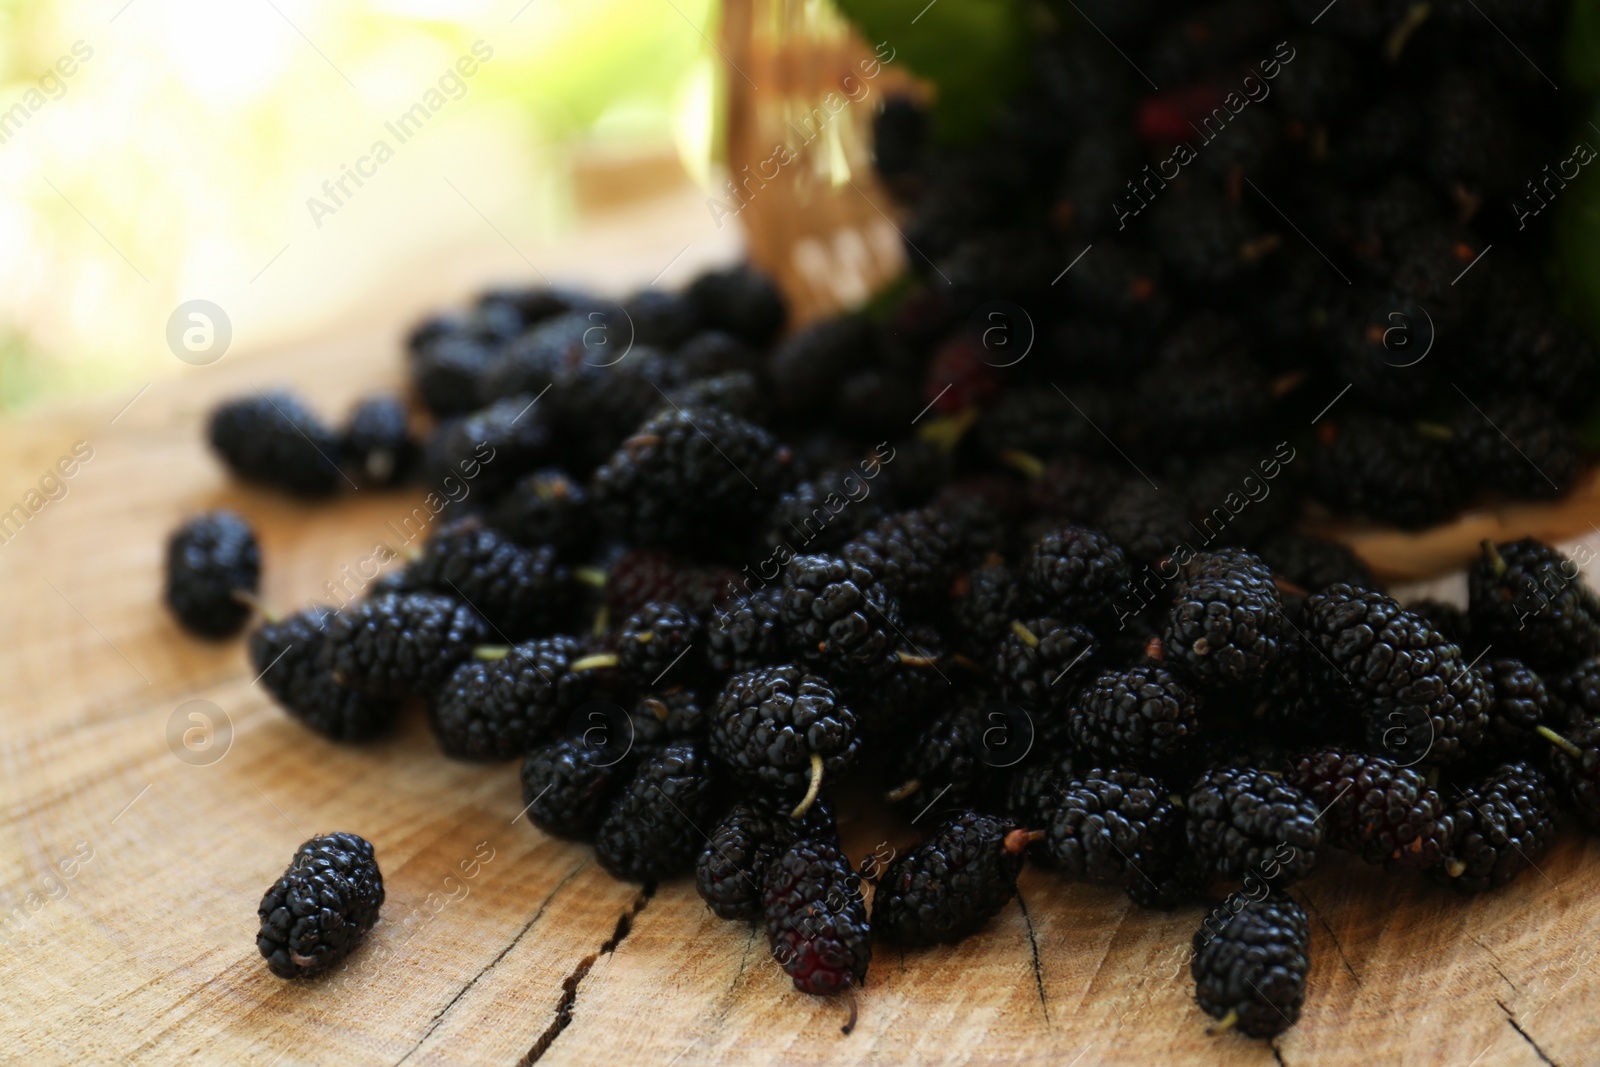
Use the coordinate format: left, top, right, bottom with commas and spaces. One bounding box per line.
874, 811, 1029, 946
164, 511, 260, 639
257, 832, 384, 978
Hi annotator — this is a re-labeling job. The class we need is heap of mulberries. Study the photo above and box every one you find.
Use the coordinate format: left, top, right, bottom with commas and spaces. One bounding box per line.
197, 0, 1600, 1034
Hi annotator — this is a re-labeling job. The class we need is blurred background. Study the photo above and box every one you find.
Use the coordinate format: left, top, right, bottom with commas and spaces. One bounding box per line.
0, 0, 730, 411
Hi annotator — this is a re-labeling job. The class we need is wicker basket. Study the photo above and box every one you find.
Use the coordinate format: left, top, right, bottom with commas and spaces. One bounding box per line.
718, 0, 921, 325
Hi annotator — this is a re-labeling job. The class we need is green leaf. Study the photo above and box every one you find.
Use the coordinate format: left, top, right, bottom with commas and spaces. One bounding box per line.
832, 0, 1034, 143
1564, 0, 1600, 93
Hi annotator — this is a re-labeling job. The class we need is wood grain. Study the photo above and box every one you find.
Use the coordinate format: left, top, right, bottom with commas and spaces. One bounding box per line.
4, 321, 1600, 1066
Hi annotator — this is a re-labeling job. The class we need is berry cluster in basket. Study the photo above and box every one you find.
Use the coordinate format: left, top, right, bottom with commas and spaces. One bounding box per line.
159, 0, 1600, 1044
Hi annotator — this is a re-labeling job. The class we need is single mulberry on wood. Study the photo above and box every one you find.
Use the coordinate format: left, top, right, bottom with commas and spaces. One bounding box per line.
1301, 584, 1488, 766
257, 832, 384, 978
209, 391, 344, 498
873, 811, 1030, 946
1043, 767, 1183, 885
764, 837, 871, 1015
696, 800, 836, 921
1191, 894, 1310, 1039
250, 607, 400, 742
322, 592, 490, 698
430, 636, 596, 761
1430, 761, 1557, 894
518, 735, 633, 842
1290, 747, 1449, 869
1163, 549, 1290, 694
408, 519, 575, 639
164, 511, 260, 639
710, 665, 859, 811
594, 742, 720, 882
1186, 766, 1322, 885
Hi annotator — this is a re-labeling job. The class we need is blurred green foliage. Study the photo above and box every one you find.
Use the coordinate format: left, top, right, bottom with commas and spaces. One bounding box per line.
0, 0, 716, 412
1561, 1, 1600, 351
833, 0, 1032, 142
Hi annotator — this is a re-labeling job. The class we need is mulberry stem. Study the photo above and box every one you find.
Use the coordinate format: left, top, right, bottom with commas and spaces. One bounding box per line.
1536, 725, 1584, 760
791, 752, 825, 819
884, 778, 922, 804
1010, 620, 1040, 648
840, 985, 859, 1036
1002, 828, 1044, 854
1481, 539, 1508, 579
1207, 1008, 1240, 1036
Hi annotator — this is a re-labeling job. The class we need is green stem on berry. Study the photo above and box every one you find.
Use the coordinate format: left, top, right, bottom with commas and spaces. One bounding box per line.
998, 449, 1045, 479
1481, 539, 1508, 579
1444, 857, 1468, 879
1415, 421, 1453, 442
633, 630, 656, 645
474, 645, 511, 661
591, 606, 610, 638
1536, 725, 1584, 760
572, 652, 620, 672
1384, 2, 1432, 62
791, 753, 825, 819
574, 567, 608, 588
1010, 620, 1040, 648
896, 650, 939, 668
234, 590, 278, 623
916, 409, 977, 453
1207, 1008, 1239, 1036
642, 697, 670, 723
884, 778, 921, 804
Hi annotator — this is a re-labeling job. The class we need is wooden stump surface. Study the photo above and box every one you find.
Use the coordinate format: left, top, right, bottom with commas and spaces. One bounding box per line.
3, 317, 1600, 1067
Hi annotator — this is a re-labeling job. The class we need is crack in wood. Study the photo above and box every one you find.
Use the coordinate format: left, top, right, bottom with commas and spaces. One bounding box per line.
1470, 935, 1519, 994
1014, 889, 1050, 1026
708, 925, 760, 1042
1297, 890, 1361, 987
392, 858, 589, 1066
1497, 998, 1560, 1067
1269, 1039, 1288, 1067
519, 884, 655, 1066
